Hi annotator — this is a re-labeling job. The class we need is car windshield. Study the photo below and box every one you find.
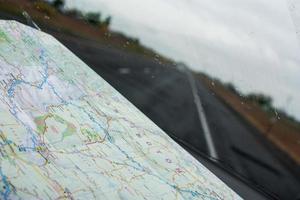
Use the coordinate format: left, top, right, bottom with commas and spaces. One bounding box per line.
1, 0, 300, 199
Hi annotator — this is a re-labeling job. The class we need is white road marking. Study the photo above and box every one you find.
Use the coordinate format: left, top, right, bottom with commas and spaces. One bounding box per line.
179, 64, 218, 159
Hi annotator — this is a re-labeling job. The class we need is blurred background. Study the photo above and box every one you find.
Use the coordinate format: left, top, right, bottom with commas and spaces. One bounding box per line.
1, 0, 300, 199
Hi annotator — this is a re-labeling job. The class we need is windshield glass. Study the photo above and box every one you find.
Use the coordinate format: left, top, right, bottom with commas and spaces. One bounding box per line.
1, 0, 300, 199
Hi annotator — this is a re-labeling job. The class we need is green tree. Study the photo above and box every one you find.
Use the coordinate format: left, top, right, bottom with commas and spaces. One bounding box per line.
85, 12, 101, 26
52, 0, 65, 11
246, 93, 273, 110
103, 16, 111, 27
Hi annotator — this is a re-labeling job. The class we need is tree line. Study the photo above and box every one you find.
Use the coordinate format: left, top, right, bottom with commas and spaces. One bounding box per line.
50, 0, 111, 28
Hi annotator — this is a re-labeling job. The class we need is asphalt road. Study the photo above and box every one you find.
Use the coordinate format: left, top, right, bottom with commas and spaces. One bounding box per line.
48, 32, 300, 199
1, 13, 300, 199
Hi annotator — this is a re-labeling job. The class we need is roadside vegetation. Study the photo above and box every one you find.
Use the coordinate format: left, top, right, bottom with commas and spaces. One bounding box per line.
225, 82, 299, 125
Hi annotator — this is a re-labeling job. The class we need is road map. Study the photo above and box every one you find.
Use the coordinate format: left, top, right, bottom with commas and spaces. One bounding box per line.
0, 20, 241, 199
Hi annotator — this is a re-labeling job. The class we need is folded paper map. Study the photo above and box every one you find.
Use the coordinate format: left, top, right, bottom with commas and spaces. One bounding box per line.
0, 20, 241, 200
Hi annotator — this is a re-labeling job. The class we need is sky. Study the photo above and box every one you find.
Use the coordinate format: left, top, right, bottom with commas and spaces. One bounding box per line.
65, 0, 300, 121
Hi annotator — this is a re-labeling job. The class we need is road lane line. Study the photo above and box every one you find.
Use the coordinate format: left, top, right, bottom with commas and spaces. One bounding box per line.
179, 64, 218, 159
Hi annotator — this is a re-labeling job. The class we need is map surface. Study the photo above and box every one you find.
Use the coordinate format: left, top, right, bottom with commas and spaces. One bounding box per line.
0, 20, 241, 200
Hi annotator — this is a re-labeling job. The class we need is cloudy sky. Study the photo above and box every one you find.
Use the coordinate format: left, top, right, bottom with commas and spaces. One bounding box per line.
65, 0, 300, 121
